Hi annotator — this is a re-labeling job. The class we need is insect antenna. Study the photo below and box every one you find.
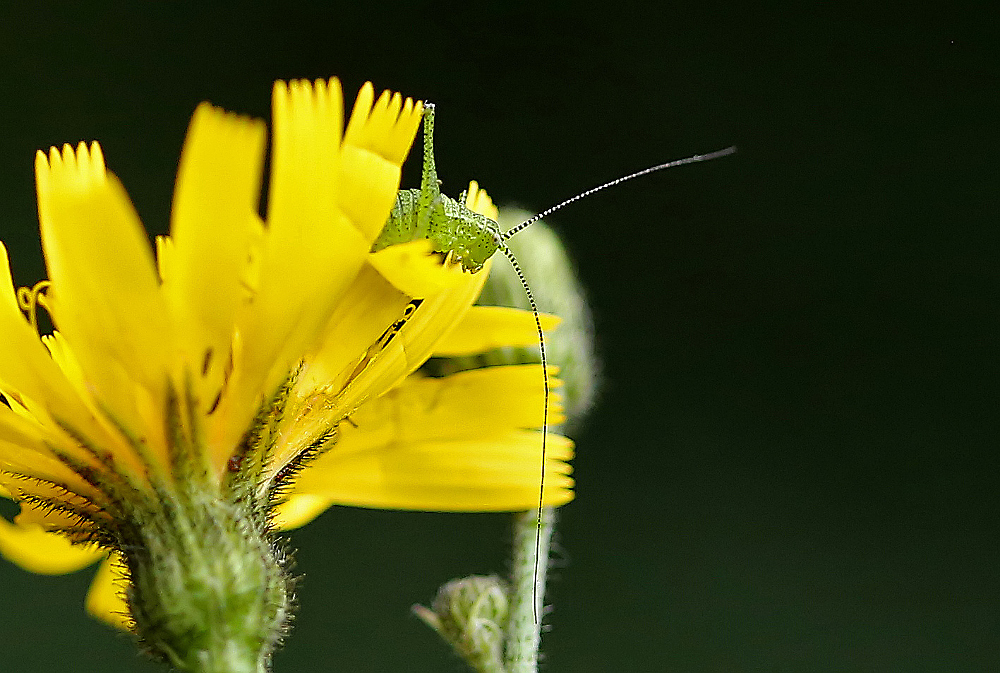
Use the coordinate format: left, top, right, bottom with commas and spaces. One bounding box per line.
503, 146, 736, 240
492, 241, 550, 624
499, 145, 736, 624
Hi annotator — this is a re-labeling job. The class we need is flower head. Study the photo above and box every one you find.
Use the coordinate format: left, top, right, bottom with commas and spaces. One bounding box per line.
0, 78, 572, 667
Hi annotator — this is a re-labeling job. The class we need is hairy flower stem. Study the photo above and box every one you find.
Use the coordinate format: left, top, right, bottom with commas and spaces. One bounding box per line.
505, 507, 555, 673
121, 484, 292, 673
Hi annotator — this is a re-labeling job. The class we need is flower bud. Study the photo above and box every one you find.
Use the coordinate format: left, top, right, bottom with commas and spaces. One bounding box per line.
413, 575, 509, 673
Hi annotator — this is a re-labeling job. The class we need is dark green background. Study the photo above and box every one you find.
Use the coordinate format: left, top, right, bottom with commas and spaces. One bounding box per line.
1, 3, 995, 671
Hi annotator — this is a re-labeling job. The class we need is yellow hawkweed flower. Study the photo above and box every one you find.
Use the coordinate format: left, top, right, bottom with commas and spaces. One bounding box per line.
0, 78, 572, 670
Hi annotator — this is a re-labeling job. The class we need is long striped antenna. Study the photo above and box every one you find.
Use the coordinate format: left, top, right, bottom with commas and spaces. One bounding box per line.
504, 146, 736, 240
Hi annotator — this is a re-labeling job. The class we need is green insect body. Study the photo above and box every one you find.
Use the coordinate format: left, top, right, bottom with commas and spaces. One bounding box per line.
372, 103, 503, 272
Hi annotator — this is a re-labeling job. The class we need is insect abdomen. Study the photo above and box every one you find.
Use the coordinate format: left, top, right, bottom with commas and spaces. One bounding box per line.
372, 188, 421, 252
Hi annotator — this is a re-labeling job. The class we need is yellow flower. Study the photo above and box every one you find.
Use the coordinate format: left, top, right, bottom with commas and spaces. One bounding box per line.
0, 78, 573, 654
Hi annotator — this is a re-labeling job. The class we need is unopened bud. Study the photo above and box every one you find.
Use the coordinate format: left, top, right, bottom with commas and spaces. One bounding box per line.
413, 575, 509, 673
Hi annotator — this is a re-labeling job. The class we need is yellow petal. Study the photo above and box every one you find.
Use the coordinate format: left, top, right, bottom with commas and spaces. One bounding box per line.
432, 306, 560, 356
0, 406, 99, 499
299, 263, 411, 397
379, 366, 564, 441
389, 259, 493, 374
341, 84, 423, 241
271, 493, 333, 530
35, 142, 171, 468
293, 429, 573, 512
246, 78, 362, 381
0, 246, 63, 417
344, 84, 424, 167
11, 496, 97, 533
85, 554, 131, 630
368, 239, 472, 297
0, 245, 135, 477
291, 365, 573, 511
466, 181, 500, 220
165, 103, 266, 413
212, 79, 368, 467
335, 258, 492, 409
263, 265, 410, 477
0, 518, 104, 574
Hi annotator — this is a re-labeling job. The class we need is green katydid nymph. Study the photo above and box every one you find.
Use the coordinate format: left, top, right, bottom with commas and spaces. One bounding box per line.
375, 102, 735, 620
372, 103, 503, 272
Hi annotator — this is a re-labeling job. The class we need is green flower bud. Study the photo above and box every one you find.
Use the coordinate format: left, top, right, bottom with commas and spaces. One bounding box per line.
413, 575, 509, 673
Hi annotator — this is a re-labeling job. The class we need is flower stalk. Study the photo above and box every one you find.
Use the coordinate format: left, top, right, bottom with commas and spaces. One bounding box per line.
70, 381, 300, 672
504, 507, 556, 673
124, 488, 290, 673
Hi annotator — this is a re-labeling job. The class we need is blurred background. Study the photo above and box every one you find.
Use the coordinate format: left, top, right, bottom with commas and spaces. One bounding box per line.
0, 3, 995, 671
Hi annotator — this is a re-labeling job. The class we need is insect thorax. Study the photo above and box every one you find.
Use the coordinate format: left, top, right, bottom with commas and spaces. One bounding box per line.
429, 192, 502, 272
